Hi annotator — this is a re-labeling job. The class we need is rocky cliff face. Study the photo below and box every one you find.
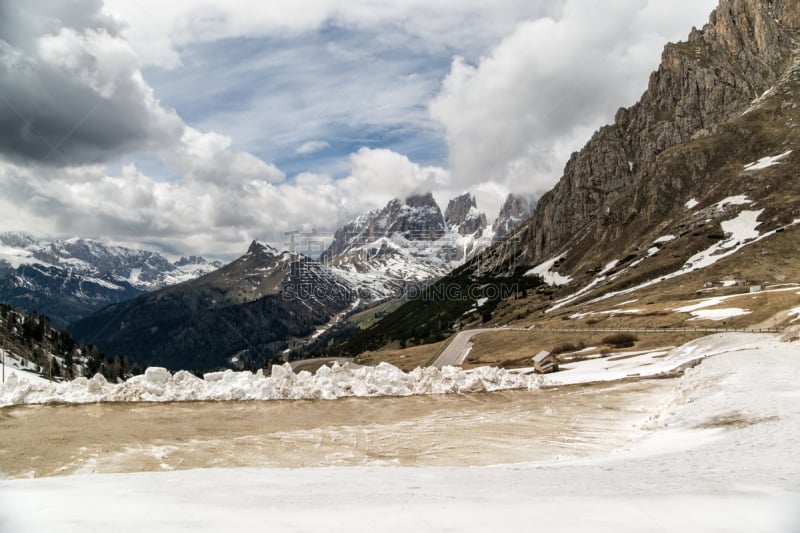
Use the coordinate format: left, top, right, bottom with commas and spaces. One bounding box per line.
324, 193, 446, 260
322, 193, 492, 297
444, 193, 488, 236
508, 0, 800, 272
492, 193, 536, 240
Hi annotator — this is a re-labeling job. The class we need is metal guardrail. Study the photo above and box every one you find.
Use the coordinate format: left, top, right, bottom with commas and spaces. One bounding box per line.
520, 326, 786, 334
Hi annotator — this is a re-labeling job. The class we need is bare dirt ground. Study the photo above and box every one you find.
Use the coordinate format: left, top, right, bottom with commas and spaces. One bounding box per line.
0, 379, 674, 479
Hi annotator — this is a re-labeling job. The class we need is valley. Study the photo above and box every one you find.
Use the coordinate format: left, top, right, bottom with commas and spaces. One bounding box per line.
1, 0, 800, 531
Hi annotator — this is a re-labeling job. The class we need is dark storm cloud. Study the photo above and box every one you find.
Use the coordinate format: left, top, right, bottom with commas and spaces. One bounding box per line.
0, 0, 119, 47
0, 0, 183, 166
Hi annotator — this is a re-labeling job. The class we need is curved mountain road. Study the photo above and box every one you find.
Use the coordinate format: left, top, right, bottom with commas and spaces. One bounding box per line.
432, 328, 525, 368
430, 325, 785, 369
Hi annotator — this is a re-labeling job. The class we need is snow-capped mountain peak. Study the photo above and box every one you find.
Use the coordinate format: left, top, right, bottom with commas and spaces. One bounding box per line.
492, 193, 537, 240
444, 193, 489, 236
321, 193, 493, 299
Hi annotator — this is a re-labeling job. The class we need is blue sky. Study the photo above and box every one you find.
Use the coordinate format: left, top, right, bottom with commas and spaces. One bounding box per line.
0, 0, 717, 258
141, 26, 453, 180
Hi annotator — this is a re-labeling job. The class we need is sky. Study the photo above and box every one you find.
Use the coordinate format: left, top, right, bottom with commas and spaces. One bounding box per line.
0, 0, 717, 258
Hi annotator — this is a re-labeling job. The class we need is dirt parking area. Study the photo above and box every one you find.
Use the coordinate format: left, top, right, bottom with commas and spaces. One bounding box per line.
0, 378, 675, 478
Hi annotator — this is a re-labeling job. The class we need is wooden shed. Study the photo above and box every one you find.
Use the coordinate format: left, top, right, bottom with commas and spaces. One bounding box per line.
532, 351, 560, 374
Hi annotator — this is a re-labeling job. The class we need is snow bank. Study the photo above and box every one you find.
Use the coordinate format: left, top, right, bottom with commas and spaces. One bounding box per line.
0, 362, 540, 407
540, 333, 773, 387
0, 353, 50, 386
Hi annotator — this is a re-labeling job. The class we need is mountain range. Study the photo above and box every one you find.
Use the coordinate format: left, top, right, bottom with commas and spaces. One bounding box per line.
13, 0, 798, 375
0, 233, 222, 325
68, 192, 521, 370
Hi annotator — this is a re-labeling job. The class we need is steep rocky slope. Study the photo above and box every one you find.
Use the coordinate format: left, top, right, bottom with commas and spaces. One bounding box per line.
333, 0, 800, 354
512, 0, 800, 277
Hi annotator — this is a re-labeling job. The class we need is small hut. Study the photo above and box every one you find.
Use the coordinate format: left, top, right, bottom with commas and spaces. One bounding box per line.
532, 351, 560, 374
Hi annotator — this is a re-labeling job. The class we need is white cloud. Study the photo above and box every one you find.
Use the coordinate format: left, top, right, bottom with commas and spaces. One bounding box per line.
337, 148, 450, 208
0, 0, 726, 258
0, 9, 183, 165
165, 127, 285, 185
429, 0, 718, 193
102, 0, 563, 69
295, 140, 330, 156
0, 146, 450, 257
0, 0, 291, 254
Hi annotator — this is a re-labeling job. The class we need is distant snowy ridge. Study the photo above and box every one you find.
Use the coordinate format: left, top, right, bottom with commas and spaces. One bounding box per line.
0, 232, 222, 291
0, 233, 224, 324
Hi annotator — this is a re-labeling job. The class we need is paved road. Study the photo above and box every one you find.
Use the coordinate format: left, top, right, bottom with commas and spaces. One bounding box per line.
289, 357, 354, 371
430, 325, 785, 369
432, 328, 525, 368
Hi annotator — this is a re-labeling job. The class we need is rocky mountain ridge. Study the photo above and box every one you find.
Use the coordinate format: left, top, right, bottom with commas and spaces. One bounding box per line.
492, 193, 537, 241
461, 0, 800, 292
323, 192, 493, 297
444, 193, 488, 236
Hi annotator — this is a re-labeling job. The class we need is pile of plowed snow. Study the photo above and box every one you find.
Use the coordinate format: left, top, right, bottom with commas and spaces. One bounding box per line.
0, 362, 540, 406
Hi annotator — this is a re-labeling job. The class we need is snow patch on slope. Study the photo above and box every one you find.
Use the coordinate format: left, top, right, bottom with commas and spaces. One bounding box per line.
525, 255, 572, 286
687, 308, 751, 321
585, 209, 780, 306
743, 150, 792, 171
711, 195, 751, 210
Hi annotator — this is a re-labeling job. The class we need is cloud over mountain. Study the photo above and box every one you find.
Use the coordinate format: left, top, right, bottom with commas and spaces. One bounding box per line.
430, 0, 717, 193
0, 0, 717, 257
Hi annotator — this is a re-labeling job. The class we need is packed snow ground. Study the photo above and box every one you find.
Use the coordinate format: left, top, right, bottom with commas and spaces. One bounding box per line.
1, 332, 798, 532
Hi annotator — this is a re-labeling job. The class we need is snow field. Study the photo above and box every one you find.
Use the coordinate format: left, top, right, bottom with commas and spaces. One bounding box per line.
1, 332, 798, 533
